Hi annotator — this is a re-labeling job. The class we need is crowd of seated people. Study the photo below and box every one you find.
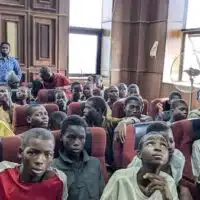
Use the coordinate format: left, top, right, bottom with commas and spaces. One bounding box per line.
1, 67, 200, 200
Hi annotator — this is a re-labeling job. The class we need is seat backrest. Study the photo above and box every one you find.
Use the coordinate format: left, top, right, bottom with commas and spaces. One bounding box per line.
113, 122, 153, 169
67, 102, 85, 116
12, 104, 59, 135
37, 89, 55, 103
0, 127, 108, 182
149, 98, 168, 119
171, 119, 199, 199
112, 98, 149, 118
37, 89, 72, 104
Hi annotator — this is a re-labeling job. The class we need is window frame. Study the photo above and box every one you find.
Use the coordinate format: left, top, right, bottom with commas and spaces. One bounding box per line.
179, 28, 200, 81
68, 27, 103, 77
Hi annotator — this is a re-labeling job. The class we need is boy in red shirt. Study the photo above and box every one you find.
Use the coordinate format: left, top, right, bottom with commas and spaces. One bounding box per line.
0, 128, 68, 200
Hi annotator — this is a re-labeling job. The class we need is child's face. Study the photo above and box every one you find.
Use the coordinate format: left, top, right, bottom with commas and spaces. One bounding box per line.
20, 138, 54, 179
8, 81, 20, 89
128, 86, 140, 97
83, 101, 97, 118
87, 76, 94, 83
72, 84, 83, 101
55, 91, 68, 111
119, 84, 127, 98
139, 134, 169, 167
16, 87, 28, 100
83, 86, 92, 98
108, 86, 119, 102
0, 86, 10, 107
27, 106, 49, 128
61, 125, 86, 155
124, 99, 142, 118
172, 104, 188, 121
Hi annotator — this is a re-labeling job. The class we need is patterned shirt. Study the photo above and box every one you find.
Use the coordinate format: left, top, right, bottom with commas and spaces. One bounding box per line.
0, 55, 22, 83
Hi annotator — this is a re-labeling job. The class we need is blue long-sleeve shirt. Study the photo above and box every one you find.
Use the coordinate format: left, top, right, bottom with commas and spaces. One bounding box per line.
0, 55, 22, 83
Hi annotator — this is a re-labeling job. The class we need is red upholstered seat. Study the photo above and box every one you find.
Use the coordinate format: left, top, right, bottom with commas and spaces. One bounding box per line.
67, 102, 85, 116
149, 98, 168, 119
112, 98, 149, 118
37, 89, 55, 103
113, 122, 153, 169
37, 89, 72, 104
12, 104, 59, 135
171, 119, 198, 199
113, 119, 199, 199
0, 127, 108, 182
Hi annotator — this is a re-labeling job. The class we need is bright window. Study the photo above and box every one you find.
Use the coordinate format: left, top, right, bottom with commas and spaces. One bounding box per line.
69, 34, 98, 74
163, 1, 200, 84
70, 0, 102, 28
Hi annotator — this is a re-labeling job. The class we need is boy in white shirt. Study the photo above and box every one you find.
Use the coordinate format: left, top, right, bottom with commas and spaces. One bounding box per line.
128, 122, 185, 185
101, 132, 178, 200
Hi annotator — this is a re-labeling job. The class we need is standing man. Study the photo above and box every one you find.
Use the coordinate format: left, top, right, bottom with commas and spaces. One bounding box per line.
0, 42, 22, 83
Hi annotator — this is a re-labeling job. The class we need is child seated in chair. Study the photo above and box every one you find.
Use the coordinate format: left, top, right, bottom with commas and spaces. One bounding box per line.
13, 86, 31, 105
127, 84, 140, 97
68, 82, 83, 105
117, 83, 128, 99
26, 104, 49, 129
0, 128, 68, 200
156, 91, 183, 121
107, 85, 119, 110
0, 85, 14, 127
156, 99, 188, 123
114, 96, 152, 143
54, 89, 69, 112
82, 84, 93, 100
128, 122, 192, 200
7, 71, 20, 90
53, 115, 104, 200
101, 132, 179, 200
49, 111, 67, 130
128, 122, 185, 185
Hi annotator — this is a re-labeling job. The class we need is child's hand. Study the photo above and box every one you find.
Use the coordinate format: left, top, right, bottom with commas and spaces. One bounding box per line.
142, 173, 172, 200
156, 102, 163, 113
114, 122, 127, 143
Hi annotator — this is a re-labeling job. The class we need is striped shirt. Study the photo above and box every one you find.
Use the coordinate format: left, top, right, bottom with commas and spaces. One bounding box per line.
0, 55, 22, 82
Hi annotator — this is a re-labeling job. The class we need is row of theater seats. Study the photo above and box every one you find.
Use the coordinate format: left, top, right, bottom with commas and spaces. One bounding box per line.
1, 117, 200, 199
0, 127, 108, 182
36, 88, 168, 118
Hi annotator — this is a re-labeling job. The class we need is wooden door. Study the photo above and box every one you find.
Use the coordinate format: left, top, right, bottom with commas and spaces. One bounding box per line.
0, 0, 69, 82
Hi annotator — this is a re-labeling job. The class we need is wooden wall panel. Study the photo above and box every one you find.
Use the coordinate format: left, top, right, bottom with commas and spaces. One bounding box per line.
0, 0, 26, 8
0, 14, 25, 65
32, 0, 57, 12
32, 17, 56, 67
0, 0, 69, 81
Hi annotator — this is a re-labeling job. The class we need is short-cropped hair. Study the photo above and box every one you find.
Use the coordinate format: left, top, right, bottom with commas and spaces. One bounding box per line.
170, 99, 188, 110
22, 128, 55, 149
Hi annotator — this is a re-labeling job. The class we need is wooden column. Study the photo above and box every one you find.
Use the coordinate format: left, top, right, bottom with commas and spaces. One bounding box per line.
111, 0, 169, 100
